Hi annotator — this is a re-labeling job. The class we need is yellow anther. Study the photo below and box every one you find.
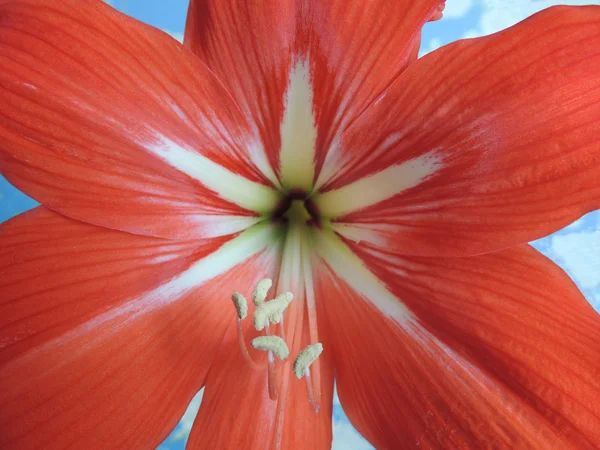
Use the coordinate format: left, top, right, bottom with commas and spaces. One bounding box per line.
251, 336, 290, 360
231, 292, 248, 320
253, 292, 294, 331
269, 310, 283, 324
252, 278, 272, 306
293, 343, 323, 379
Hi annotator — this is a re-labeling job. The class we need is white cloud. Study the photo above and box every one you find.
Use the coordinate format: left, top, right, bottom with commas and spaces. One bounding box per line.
423, 37, 443, 55
565, 217, 586, 231
332, 420, 374, 450
550, 230, 600, 291
331, 385, 375, 449
443, 0, 474, 18
463, 0, 595, 38
591, 290, 600, 309
418, 37, 443, 57
461, 29, 481, 39
169, 388, 204, 442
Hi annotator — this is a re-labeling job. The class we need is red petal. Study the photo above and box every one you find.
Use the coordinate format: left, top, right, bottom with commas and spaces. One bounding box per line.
314, 6, 600, 257
316, 237, 600, 448
0, 0, 281, 240
0, 208, 280, 449
430, 2, 446, 21
187, 297, 334, 449
184, 0, 443, 191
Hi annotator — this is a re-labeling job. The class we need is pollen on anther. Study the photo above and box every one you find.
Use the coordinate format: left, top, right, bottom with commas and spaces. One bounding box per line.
269, 310, 283, 324
253, 292, 294, 331
252, 278, 272, 306
293, 343, 323, 379
231, 292, 248, 320
251, 336, 290, 360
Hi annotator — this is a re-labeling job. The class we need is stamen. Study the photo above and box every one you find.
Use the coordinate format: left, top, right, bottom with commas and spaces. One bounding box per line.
269, 311, 283, 324
293, 343, 323, 414
251, 336, 290, 360
301, 238, 322, 401
235, 317, 265, 371
304, 366, 319, 414
253, 292, 294, 331
252, 278, 272, 306
267, 349, 278, 400
231, 292, 248, 320
278, 314, 286, 340
232, 293, 265, 370
292, 343, 323, 379
251, 335, 290, 401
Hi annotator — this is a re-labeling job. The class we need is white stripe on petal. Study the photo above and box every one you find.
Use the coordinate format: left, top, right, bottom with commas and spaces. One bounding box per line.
313, 229, 411, 324
145, 134, 281, 213
12, 222, 281, 367
188, 214, 263, 238
248, 140, 282, 189
314, 151, 443, 218
278, 60, 317, 193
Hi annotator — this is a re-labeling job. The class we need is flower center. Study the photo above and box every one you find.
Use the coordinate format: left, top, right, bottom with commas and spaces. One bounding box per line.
271, 192, 321, 229
284, 198, 311, 223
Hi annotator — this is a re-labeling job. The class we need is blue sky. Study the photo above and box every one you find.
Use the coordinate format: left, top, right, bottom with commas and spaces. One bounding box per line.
1, 0, 599, 449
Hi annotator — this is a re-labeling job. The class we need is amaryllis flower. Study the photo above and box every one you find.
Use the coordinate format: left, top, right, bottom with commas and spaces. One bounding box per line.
1, 0, 600, 448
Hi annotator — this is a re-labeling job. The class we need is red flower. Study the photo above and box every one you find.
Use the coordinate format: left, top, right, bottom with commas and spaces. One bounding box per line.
1, 0, 600, 449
